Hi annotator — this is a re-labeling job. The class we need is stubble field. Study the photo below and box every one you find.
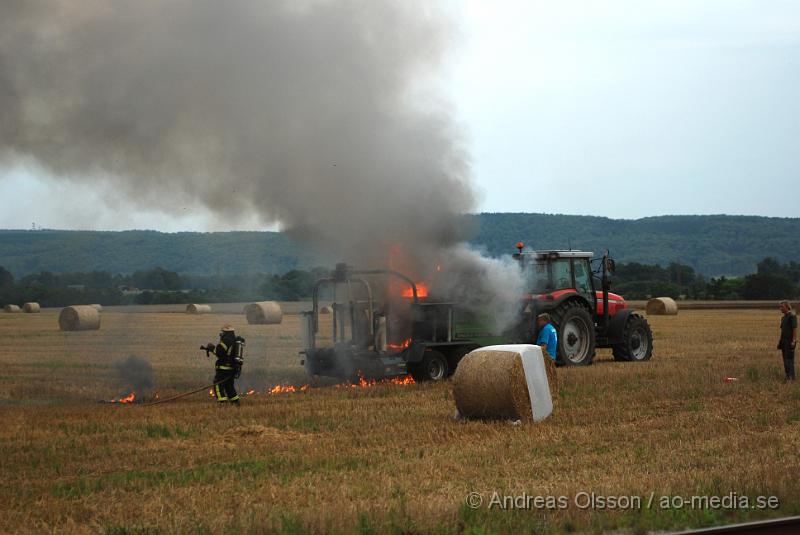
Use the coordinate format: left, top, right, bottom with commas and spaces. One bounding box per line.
0, 307, 798, 534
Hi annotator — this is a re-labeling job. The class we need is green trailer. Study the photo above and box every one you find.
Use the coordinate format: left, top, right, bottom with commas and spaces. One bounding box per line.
299, 263, 504, 382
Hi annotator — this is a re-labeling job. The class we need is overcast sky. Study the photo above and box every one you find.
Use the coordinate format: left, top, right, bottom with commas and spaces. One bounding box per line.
1, 0, 798, 231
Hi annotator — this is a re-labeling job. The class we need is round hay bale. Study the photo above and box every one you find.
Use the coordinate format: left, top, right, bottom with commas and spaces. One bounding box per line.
319, 305, 333, 315
22, 302, 41, 313
646, 297, 678, 315
542, 356, 558, 396
89, 303, 103, 312
59, 305, 101, 331
3, 304, 21, 313
453, 346, 557, 422
244, 301, 283, 325
186, 304, 212, 314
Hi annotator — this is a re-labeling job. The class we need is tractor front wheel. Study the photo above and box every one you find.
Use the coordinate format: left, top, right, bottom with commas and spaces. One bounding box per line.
612, 314, 653, 362
551, 301, 596, 366
408, 350, 449, 382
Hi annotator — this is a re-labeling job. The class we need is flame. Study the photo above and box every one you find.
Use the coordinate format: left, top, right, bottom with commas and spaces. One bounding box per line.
265, 374, 413, 396
110, 392, 135, 404
209, 389, 214, 397
337, 371, 415, 389
390, 375, 415, 385
268, 384, 309, 395
387, 337, 412, 350
246, 389, 256, 395
401, 283, 428, 298
355, 373, 376, 388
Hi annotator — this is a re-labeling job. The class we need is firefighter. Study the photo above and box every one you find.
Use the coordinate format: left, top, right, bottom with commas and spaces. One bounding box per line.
208, 325, 243, 405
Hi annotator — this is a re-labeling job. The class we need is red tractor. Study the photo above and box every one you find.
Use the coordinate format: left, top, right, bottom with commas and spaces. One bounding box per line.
512, 244, 653, 365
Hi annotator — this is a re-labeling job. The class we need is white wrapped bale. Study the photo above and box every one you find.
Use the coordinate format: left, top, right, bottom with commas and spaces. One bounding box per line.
646, 297, 678, 315
23, 302, 41, 313
453, 344, 557, 423
59, 305, 101, 331
244, 301, 283, 325
186, 304, 212, 314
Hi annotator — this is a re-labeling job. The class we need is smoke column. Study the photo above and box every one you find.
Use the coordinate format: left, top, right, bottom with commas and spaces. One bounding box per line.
0, 1, 468, 258
114, 355, 154, 393
0, 0, 524, 325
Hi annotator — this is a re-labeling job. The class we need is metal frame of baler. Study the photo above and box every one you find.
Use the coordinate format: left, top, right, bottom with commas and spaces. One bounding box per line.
300, 264, 478, 380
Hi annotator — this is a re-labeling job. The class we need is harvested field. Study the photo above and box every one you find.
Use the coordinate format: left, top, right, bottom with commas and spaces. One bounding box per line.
629, 300, 779, 311
0, 308, 798, 534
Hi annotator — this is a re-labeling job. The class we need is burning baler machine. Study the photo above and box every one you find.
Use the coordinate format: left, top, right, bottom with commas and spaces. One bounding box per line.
299, 263, 498, 382
300, 246, 654, 382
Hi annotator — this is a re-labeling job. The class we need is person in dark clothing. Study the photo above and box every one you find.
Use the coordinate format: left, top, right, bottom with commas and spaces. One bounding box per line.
777, 301, 797, 381
211, 325, 242, 404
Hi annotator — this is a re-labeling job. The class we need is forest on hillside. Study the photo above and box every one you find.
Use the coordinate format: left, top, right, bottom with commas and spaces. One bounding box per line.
2, 214, 799, 277
2, 257, 798, 308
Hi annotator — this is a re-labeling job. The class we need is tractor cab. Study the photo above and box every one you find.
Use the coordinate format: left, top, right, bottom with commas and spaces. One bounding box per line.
513, 248, 627, 319
512, 244, 653, 366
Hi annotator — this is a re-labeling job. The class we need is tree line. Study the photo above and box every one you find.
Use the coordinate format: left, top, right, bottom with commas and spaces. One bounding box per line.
612, 257, 800, 300
1, 257, 798, 308
0, 266, 329, 307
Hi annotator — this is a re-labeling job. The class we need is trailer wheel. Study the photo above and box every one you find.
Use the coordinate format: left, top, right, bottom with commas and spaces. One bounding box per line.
409, 350, 449, 382
612, 314, 653, 362
443, 346, 478, 377
551, 301, 595, 366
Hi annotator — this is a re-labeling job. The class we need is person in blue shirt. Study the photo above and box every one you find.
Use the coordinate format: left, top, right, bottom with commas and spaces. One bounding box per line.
535, 313, 558, 361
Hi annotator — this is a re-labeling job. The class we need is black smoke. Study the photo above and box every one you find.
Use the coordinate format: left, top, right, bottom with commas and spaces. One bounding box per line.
114, 355, 154, 393
0, 0, 472, 265
0, 0, 523, 326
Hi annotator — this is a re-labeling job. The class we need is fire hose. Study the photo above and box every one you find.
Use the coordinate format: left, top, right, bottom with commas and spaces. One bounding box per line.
143, 379, 227, 406
139, 344, 243, 406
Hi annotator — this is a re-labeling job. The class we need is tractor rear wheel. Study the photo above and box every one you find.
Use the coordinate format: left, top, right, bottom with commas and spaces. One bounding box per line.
612, 314, 653, 362
408, 350, 449, 382
551, 301, 596, 366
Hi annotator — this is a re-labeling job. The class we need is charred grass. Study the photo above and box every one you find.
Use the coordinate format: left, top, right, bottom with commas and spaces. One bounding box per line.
0, 309, 798, 534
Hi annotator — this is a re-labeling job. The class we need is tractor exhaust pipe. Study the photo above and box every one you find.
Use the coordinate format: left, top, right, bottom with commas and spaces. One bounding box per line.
601, 249, 611, 333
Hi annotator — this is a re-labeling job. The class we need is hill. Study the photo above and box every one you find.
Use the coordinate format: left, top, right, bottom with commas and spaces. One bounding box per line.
1, 214, 798, 276
0, 230, 321, 277
471, 213, 800, 276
